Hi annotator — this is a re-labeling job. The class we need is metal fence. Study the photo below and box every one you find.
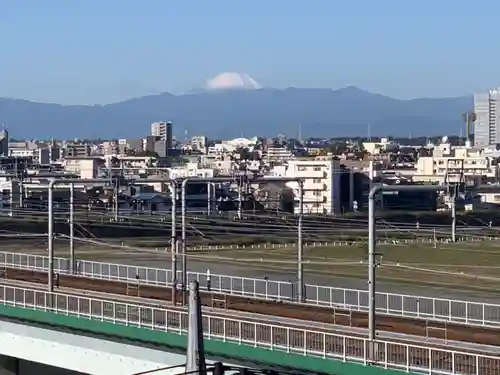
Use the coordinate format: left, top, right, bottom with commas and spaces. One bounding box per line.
0, 284, 498, 375
2, 251, 500, 328
185, 234, 499, 251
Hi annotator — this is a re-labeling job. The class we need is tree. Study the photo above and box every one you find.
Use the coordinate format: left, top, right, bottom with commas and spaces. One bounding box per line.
237, 147, 254, 161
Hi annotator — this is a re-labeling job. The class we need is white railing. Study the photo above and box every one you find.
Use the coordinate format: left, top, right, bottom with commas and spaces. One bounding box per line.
2, 251, 500, 329
0, 284, 498, 375
184, 234, 498, 251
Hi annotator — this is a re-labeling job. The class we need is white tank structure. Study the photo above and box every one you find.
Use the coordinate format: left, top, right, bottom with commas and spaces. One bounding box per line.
205, 72, 261, 90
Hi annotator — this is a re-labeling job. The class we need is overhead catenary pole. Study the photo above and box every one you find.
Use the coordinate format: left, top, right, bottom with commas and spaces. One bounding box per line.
368, 184, 446, 360
48, 184, 54, 292
19, 181, 24, 211
207, 182, 212, 216
48, 177, 174, 292
237, 183, 242, 220
69, 183, 75, 273
180, 176, 305, 302
451, 196, 457, 242
181, 179, 188, 304
48, 178, 112, 292
171, 182, 178, 305
181, 177, 245, 304
297, 180, 304, 301
114, 179, 119, 221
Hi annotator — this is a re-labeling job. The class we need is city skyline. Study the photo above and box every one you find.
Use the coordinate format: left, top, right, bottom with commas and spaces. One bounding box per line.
1, 1, 500, 104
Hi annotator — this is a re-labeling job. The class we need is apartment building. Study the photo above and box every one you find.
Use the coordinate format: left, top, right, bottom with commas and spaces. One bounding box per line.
151, 121, 173, 149
64, 157, 104, 179
271, 157, 342, 215
362, 137, 398, 155
0, 130, 8, 157
191, 136, 207, 153
474, 89, 500, 146
266, 146, 293, 161
9, 148, 50, 165
208, 137, 258, 155
65, 143, 91, 158
413, 146, 497, 183
199, 156, 234, 175
117, 138, 143, 155
101, 141, 119, 155
168, 163, 215, 179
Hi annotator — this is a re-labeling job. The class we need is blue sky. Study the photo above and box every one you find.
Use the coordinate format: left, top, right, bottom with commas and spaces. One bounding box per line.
0, 0, 498, 104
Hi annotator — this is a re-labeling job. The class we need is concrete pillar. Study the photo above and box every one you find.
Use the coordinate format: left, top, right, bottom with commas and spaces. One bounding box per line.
186, 280, 206, 375
0, 355, 18, 375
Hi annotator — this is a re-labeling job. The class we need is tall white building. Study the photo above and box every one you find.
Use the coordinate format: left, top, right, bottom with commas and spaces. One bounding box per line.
270, 157, 342, 215
0, 129, 8, 157
474, 89, 500, 146
150, 121, 173, 149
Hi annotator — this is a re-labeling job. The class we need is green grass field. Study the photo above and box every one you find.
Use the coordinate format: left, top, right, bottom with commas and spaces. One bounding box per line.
187, 239, 500, 292
13, 234, 500, 293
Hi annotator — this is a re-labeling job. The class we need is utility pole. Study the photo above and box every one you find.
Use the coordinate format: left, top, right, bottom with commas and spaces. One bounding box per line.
368, 184, 446, 362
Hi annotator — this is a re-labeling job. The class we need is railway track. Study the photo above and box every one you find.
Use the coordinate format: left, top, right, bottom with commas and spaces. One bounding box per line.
0, 273, 499, 374
2, 267, 500, 348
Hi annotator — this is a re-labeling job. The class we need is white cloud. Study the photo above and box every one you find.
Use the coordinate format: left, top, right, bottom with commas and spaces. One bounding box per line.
205, 72, 261, 90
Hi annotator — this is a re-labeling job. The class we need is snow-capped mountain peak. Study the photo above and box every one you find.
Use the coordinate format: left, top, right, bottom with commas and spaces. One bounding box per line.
204, 72, 261, 90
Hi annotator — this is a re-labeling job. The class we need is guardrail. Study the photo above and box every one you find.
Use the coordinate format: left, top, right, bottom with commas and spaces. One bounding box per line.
0, 284, 497, 374
2, 251, 500, 329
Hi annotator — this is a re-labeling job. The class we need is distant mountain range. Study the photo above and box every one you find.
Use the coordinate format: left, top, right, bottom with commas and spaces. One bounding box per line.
0, 86, 473, 140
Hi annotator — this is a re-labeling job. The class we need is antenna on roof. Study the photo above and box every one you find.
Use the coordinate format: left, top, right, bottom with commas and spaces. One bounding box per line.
461, 111, 476, 148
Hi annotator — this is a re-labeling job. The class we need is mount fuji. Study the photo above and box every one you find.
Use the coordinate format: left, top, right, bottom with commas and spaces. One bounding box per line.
204, 72, 261, 90
184, 72, 262, 95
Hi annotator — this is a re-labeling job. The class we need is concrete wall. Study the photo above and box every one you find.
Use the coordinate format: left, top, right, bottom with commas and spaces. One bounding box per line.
0, 355, 86, 375
0, 355, 17, 375
0, 320, 187, 375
